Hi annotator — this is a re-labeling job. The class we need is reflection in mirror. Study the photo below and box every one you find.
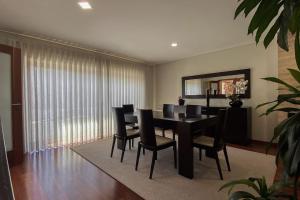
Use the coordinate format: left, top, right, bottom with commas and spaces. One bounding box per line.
185, 74, 245, 96
182, 69, 250, 99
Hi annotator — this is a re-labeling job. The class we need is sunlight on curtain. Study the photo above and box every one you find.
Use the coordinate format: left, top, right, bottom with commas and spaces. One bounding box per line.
22, 43, 149, 152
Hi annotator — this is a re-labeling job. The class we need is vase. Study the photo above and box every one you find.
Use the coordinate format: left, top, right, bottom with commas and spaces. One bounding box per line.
178, 98, 185, 106
229, 99, 243, 108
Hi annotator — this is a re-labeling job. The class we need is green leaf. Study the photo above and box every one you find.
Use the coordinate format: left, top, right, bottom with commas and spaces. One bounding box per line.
290, 140, 300, 175
262, 77, 300, 93
256, 100, 277, 109
288, 6, 300, 34
228, 191, 256, 199
263, 17, 281, 48
277, 11, 290, 51
288, 68, 300, 84
248, 0, 276, 34
295, 30, 300, 70
255, 1, 283, 43
286, 98, 300, 105
235, 0, 252, 19
244, 0, 262, 17
272, 107, 300, 113
219, 179, 260, 194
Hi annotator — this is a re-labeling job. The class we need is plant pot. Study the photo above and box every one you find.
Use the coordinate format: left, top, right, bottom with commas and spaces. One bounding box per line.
178, 99, 185, 106
229, 99, 243, 108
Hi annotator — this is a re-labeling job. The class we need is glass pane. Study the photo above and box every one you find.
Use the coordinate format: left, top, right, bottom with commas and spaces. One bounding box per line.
0, 52, 12, 152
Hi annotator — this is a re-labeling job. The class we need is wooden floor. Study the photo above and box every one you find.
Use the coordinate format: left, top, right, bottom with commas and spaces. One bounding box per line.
10, 141, 276, 200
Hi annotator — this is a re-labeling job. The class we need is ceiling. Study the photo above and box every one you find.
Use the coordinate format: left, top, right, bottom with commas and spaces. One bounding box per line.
0, 0, 253, 64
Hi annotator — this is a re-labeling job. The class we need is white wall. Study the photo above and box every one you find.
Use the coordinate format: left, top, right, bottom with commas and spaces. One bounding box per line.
154, 42, 278, 142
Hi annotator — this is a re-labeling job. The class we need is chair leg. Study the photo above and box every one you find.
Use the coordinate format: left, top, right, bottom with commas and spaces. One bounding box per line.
149, 151, 157, 179
135, 143, 141, 170
172, 130, 175, 140
173, 144, 177, 168
199, 148, 202, 161
215, 152, 223, 180
120, 139, 127, 163
223, 146, 231, 171
162, 129, 165, 137
129, 140, 131, 150
110, 135, 116, 157
143, 147, 145, 155
132, 139, 134, 147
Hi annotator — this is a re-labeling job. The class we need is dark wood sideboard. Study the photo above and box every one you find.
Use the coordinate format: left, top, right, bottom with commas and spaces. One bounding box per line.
174, 105, 252, 145
207, 106, 251, 145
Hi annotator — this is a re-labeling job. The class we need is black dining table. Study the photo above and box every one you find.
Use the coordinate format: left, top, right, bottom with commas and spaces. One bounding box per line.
123, 111, 218, 179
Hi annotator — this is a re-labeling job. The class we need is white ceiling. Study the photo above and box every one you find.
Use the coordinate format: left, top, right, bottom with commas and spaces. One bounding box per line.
0, 0, 253, 64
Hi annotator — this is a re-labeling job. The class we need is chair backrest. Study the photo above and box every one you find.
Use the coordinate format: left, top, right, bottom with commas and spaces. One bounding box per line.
138, 109, 157, 147
186, 105, 202, 117
163, 104, 174, 117
213, 108, 228, 148
112, 107, 127, 138
122, 104, 134, 114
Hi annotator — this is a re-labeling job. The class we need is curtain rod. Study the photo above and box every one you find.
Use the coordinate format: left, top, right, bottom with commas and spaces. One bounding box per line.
0, 29, 148, 64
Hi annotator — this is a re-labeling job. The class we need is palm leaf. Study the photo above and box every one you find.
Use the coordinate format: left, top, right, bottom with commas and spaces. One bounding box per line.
295, 30, 300, 70
262, 77, 299, 93
228, 191, 256, 199
255, 1, 284, 43
219, 179, 260, 194
288, 68, 300, 84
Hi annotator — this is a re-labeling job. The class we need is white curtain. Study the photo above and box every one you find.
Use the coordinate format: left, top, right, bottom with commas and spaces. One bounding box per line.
20, 42, 151, 153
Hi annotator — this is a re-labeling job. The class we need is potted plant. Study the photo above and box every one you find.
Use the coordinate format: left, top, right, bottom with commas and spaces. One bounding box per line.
225, 80, 248, 108
178, 96, 185, 106
220, 0, 300, 199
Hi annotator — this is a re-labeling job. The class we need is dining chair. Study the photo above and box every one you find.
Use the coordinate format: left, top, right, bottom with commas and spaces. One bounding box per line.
159, 104, 176, 139
186, 105, 204, 135
135, 109, 177, 179
186, 104, 202, 117
122, 104, 138, 147
110, 107, 140, 162
123, 104, 134, 114
192, 109, 231, 180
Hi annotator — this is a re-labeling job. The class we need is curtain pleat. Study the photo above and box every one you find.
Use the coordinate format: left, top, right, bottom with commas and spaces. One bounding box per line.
21, 43, 151, 153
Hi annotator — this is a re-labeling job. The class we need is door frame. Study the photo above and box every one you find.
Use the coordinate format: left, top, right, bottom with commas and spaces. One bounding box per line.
0, 44, 24, 166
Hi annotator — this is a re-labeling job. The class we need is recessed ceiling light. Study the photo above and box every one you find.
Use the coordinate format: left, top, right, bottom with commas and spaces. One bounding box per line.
171, 42, 178, 47
78, 2, 92, 10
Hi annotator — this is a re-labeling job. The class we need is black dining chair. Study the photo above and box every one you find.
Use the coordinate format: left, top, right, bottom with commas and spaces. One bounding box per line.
123, 104, 138, 127
192, 109, 231, 180
135, 109, 177, 179
123, 104, 138, 147
110, 107, 140, 162
158, 104, 176, 139
186, 104, 202, 117
186, 105, 204, 135
123, 104, 134, 113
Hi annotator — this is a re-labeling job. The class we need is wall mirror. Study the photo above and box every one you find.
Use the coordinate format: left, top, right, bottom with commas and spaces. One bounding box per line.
182, 69, 250, 99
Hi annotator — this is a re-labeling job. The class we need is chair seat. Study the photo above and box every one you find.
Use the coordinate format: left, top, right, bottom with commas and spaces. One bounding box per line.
126, 129, 140, 138
156, 135, 174, 146
193, 136, 214, 147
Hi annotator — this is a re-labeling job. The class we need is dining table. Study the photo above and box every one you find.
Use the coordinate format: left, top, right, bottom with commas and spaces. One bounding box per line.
123, 111, 218, 179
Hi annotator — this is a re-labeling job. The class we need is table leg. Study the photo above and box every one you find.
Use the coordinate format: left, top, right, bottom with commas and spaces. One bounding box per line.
177, 122, 193, 179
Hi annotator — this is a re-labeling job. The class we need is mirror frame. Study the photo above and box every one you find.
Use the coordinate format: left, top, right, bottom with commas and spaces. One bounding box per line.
182, 68, 251, 99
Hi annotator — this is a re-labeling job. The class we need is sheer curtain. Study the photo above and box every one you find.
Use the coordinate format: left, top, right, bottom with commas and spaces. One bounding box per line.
21, 42, 151, 153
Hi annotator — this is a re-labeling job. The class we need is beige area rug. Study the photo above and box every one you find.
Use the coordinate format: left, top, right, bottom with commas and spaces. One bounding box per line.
71, 136, 276, 200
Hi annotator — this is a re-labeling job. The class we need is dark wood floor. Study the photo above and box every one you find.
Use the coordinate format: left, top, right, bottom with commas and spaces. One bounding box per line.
10, 141, 277, 200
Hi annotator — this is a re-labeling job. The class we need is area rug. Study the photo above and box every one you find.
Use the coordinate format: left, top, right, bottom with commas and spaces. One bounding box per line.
71, 138, 276, 200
